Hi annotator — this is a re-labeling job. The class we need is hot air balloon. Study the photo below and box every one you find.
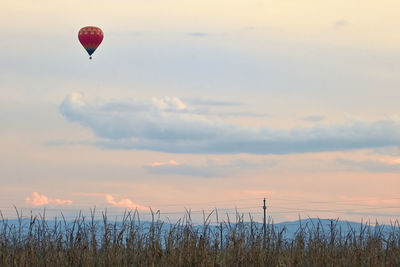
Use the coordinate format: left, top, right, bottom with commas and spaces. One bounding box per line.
78, 26, 104, 59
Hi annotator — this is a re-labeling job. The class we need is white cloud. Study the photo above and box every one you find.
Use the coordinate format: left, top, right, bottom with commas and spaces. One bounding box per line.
60, 93, 400, 154
105, 194, 147, 211
25, 192, 72, 206
152, 96, 186, 110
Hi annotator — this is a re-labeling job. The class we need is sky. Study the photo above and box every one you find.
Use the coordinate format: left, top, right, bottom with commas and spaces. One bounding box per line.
1, 0, 400, 223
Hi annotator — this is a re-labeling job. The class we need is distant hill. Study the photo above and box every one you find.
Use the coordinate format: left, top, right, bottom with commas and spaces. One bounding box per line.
273, 218, 394, 239
1, 217, 395, 240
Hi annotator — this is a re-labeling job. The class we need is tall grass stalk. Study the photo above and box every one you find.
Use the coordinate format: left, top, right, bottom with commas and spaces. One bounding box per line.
0, 208, 399, 266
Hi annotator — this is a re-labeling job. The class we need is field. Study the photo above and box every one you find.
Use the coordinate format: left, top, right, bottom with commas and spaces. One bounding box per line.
0, 209, 399, 266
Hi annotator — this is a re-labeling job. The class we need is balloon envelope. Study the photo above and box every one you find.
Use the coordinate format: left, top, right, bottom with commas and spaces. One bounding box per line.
78, 26, 103, 58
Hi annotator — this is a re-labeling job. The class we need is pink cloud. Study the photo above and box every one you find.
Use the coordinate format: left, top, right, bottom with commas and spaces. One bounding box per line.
151, 160, 179, 167
105, 194, 147, 211
381, 158, 400, 165
26, 192, 72, 206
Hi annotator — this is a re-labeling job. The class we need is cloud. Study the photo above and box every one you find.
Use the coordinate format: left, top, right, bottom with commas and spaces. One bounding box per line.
183, 98, 244, 107
344, 210, 400, 217
243, 26, 256, 31
214, 111, 270, 117
187, 32, 208, 37
372, 146, 400, 156
302, 115, 325, 122
145, 159, 274, 177
45, 140, 92, 146
105, 194, 147, 211
334, 19, 348, 27
151, 160, 179, 167
178, 98, 270, 117
26, 192, 72, 206
338, 196, 400, 206
336, 158, 400, 173
60, 93, 400, 155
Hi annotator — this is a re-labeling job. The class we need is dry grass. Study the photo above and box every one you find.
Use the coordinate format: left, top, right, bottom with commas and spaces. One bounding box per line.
0, 208, 399, 266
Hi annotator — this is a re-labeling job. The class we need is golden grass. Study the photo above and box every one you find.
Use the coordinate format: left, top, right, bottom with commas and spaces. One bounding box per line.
0, 208, 399, 266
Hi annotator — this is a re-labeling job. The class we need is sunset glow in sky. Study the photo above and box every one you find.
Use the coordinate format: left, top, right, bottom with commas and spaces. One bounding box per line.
1, 0, 400, 223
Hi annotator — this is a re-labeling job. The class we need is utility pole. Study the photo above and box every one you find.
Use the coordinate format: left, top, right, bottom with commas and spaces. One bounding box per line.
220, 222, 223, 250
263, 198, 266, 239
